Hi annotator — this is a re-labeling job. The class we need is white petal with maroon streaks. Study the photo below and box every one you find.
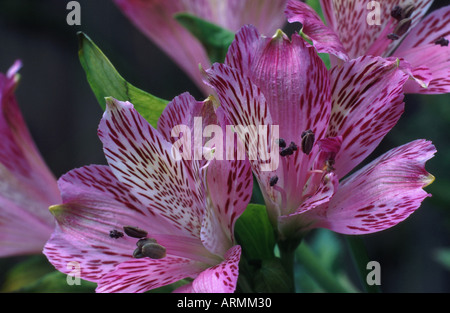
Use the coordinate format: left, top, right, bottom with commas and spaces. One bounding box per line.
98, 98, 204, 239
327, 56, 409, 178
309, 140, 436, 234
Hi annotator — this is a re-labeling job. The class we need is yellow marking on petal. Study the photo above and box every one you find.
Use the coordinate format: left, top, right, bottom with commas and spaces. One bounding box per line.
204, 94, 220, 109
423, 173, 435, 188
49, 204, 66, 216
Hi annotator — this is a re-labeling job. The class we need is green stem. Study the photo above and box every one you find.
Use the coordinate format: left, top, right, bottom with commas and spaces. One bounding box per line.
296, 242, 352, 293
278, 240, 300, 293
345, 236, 381, 293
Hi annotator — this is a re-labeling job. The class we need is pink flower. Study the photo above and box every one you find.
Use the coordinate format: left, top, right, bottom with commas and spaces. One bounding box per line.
285, 0, 450, 94
113, 0, 288, 95
202, 25, 435, 242
44, 93, 253, 293
0, 61, 60, 257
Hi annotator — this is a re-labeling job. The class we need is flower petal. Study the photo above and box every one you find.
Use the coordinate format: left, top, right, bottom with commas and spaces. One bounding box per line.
191, 245, 241, 293
0, 61, 59, 256
305, 140, 436, 234
327, 56, 409, 178
202, 157, 252, 256
98, 98, 205, 239
113, 0, 212, 95
395, 6, 450, 94
285, 0, 349, 60
319, 0, 433, 58
96, 256, 204, 293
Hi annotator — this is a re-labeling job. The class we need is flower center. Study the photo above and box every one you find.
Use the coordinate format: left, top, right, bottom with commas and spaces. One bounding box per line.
122, 226, 167, 260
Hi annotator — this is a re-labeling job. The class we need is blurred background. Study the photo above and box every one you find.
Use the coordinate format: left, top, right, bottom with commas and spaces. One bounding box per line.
0, 0, 449, 292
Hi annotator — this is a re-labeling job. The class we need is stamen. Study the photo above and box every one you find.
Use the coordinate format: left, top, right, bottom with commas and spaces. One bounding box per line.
435, 37, 449, 47
393, 18, 412, 37
401, 4, 415, 19
301, 130, 315, 155
391, 6, 402, 21
289, 141, 298, 151
123, 226, 148, 239
109, 229, 124, 239
133, 238, 166, 259
277, 138, 287, 148
280, 146, 294, 157
269, 175, 279, 187
141, 242, 167, 259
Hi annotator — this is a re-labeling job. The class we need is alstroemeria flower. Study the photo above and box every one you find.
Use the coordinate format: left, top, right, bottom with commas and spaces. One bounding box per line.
0, 61, 60, 257
44, 93, 253, 293
203, 25, 435, 242
113, 0, 288, 95
285, 0, 450, 94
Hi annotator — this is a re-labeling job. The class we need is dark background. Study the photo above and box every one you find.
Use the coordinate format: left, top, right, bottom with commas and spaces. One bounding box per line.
0, 0, 449, 292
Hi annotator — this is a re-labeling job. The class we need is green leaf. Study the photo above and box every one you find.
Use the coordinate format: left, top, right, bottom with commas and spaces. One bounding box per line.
78, 32, 169, 128
1, 255, 54, 292
15, 271, 97, 293
306, 0, 326, 22
234, 204, 275, 261
253, 258, 292, 293
175, 13, 235, 64
434, 248, 450, 271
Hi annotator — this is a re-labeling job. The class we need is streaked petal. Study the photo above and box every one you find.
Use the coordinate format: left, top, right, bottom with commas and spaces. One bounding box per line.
327, 56, 409, 178
98, 98, 205, 239
191, 245, 241, 293
306, 140, 436, 234
202, 158, 252, 256
319, 0, 433, 58
395, 6, 450, 94
285, 0, 349, 60
96, 256, 204, 293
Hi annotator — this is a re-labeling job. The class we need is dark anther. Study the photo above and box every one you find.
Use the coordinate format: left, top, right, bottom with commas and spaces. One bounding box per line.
435, 37, 449, 47
301, 130, 315, 155
109, 229, 124, 239
277, 138, 287, 148
141, 242, 167, 259
269, 176, 279, 187
387, 33, 400, 40
123, 226, 148, 239
280, 147, 294, 157
401, 4, 415, 19
391, 6, 402, 20
289, 141, 298, 151
393, 18, 412, 37
133, 238, 166, 259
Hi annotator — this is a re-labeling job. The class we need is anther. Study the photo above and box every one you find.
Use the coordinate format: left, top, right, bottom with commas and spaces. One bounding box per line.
141, 242, 167, 259
301, 130, 315, 155
401, 4, 415, 19
289, 142, 298, 151
109, 229, 124, 239
123, 226, 148, 239
277, 138, 287, 148
136, 238, 157, 249
391, 6, 402, 20
280, 146, 293, 157
435, 37, 449, 47
393, 18, 412, 37
269, 176, 279, 187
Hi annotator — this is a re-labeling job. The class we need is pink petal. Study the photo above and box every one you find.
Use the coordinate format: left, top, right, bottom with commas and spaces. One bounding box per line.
306, 140, 436, 235
191, 245, 241, 293
319, 0, 433, 58
285, 0, 349, 60
395, 6, 450, 94
113, 0, 211, 95
113, 0, 288, 95
327, 55, 409, 178
96, 256, 204, 293
181, 0, 288, 36
98, 98, 205, 239
202, 158, 252, 256
0, 61, 60, 256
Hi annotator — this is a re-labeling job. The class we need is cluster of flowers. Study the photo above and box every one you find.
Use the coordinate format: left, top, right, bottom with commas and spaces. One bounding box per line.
0, 0, 448, 293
